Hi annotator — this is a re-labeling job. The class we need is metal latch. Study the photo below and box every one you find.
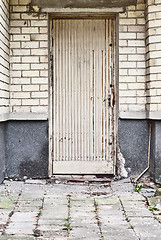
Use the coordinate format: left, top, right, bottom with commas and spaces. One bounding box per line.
108, 94, 111, 107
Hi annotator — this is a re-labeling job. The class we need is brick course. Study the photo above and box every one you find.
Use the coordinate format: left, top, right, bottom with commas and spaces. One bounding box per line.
2, 0, 161, 119
10, 0, 48, 114
146, 0, 161, 114
119, 0, 146, 114
0, 0, 10, 116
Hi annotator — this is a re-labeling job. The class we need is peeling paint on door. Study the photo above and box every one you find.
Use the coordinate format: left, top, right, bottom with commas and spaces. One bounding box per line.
50, 16, 117, 174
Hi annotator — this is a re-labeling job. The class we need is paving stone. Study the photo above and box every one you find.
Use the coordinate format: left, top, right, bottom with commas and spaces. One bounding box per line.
125, 209, 153, 217
5, 226, 34, 235
95, 196, 120, 205
44, 197, 68, 206
0, 179, 161, 239
38, 224, 66, 231
0, 213, 10, 224
140, 188, 155, 197
0, 237, 35, 240
41, 208, 68, 220
9, 212, 37, 222
141, 237, 161, 240
39, 229, 68, 238
70, 226, 100, 239
148, 196, 161, 211
25, 180, 47, 185
102, 227, 137, 239
71, 220, 97, 227
0, 196, 16, 210
38, 219, 65, 225
120, 194, 145, 201
103, 233, 137, 240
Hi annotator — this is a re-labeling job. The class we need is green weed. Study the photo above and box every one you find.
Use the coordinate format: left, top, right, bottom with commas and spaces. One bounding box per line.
94, 199, 98, 207
65, 216, 70, 221
65, 222, 71, 230
149, 205, 158, 212
100, 238, 109, 240
133, 183, 143, 193
37, 210, 42, 217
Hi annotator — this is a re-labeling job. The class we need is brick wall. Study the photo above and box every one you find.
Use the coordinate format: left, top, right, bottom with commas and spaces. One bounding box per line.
9, 0, 161, 120
146, 0, 161, 118
10, 0, 48, 116
119, 0, 146, 118
10, 0, 147, 118
0, 0, 10, 120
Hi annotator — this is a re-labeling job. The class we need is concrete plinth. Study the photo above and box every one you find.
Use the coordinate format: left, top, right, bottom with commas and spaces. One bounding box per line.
0, 122, 6, 183
151, 121, 161, 184
118, 119, 149, 176
5, 120, 49, 179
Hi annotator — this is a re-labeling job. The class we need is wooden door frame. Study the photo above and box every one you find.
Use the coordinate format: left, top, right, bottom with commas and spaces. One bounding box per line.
48, 12, 119, 177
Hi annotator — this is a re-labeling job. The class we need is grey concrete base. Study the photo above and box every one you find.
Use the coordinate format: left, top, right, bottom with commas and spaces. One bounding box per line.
0, 122, 6, 183
5, 121, 49, 179
151, 121, 161, 184
1, 118, 161, 182
118, 119, 149, 177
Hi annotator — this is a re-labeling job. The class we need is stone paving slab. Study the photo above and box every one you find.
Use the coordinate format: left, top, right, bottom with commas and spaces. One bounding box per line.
0, 179, 160, 239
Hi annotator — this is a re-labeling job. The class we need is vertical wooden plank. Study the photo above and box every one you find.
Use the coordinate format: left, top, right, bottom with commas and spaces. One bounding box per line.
113, 18, 117, 168
56, 20, 59, 162
87, 20, 90, 161
85, 21, 88, 161
105, 19, 108, 162
74, 20, 78, 161
53, 19, 56, 163
108, 19, 112, 162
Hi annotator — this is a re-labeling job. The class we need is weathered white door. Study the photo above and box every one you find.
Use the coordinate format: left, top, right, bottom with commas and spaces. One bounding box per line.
51, 17, 116, 174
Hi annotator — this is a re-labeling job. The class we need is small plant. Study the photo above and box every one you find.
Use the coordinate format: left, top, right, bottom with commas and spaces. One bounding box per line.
125, 216, 129, 222
38, 210, 42, 217
133, 183, 143, 193
64, 215, 71, 232
65, 222, 71, 230
154, 216, 161, 223
100, 238, 109, 240
149, 205, 158, 212
65, 216, 70, 221
94, 199, 98, 207
129, 223, 134, 229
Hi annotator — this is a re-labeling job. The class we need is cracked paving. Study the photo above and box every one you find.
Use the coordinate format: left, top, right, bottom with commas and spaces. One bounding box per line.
0, 179, 160, 240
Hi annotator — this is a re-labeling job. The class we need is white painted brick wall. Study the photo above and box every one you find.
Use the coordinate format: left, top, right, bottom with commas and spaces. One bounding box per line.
0, 0, 10, 115
9, 0, 161, 119
10, 0, 48, 114
119, 0, 146, 114
146, 0, 161, 113
11, 0, 147, 117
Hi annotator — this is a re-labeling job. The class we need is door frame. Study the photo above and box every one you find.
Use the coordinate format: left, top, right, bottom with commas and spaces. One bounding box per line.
48, 11, 119, 176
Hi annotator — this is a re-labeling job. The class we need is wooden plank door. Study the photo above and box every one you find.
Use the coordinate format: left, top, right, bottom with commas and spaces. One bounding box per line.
51, 18, 116, 174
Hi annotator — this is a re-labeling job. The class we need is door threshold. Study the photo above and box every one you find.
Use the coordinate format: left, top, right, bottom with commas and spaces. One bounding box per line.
49, 174, 114, 183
